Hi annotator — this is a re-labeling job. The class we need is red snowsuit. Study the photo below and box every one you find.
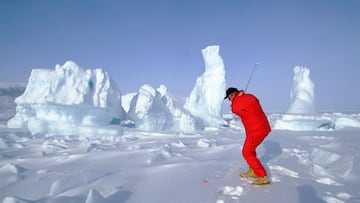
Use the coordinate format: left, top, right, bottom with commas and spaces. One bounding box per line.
231, 91, 271, 177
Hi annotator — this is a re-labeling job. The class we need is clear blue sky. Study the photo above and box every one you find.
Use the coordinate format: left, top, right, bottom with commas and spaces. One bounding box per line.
1, 0, 359, 112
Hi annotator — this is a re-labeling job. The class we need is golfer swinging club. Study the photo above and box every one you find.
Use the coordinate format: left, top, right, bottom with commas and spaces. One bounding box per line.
224, 87, 271, 185
224, 63, 271, 185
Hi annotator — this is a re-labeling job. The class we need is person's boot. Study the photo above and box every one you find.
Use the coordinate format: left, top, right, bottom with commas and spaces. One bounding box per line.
239, 168, 257, 178
252, 176, 270, 185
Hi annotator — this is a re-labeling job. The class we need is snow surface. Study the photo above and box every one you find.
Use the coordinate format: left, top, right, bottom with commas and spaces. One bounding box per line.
1, 113, 360, 203
1, 45, 360, 202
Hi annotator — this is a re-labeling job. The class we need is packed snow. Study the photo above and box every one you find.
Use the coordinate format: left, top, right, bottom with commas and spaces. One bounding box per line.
1, 45, 360, 203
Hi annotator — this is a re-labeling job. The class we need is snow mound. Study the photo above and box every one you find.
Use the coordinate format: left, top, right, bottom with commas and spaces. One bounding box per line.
0, 163, 26, 175
184, 45, 226, 128
197, 138, 216, 148
220, 186, 244, 196
147, 146, 175, 164
7, 61, 126, 135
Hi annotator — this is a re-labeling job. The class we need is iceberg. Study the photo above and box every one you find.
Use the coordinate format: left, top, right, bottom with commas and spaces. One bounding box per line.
288, 66, 316, 114
7, 61, 126, 135
184, 45, 227, 127
274, 66, 323, 131
127, 84, 200, 132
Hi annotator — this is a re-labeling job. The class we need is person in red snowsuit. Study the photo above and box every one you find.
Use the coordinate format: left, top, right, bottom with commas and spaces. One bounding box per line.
224, 87, 271, 185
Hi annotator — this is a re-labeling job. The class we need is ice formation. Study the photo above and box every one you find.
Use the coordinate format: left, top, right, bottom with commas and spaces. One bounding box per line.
273, 66, 321, 130
6, 48, 359, 135
270, 65, 360, 131
287, 66, 316, 114
6, 45, 229, 135
184, 45, 227, 127
7, 61, 126, 135
127, 84, 200, 132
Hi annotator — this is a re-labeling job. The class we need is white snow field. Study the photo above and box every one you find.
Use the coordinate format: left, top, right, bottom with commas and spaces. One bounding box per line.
1, 45, 360, 203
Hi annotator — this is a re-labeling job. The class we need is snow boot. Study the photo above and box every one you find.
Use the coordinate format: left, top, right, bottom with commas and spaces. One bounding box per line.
239, 168, 257, 178
252, 176, 270, 185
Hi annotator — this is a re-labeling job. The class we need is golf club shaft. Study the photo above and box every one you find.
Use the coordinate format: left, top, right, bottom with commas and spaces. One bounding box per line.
244, 61, 259, 92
